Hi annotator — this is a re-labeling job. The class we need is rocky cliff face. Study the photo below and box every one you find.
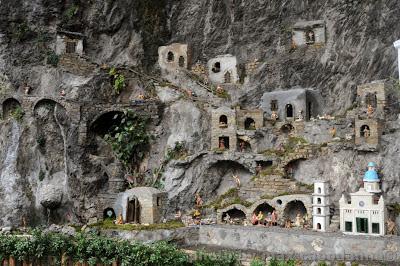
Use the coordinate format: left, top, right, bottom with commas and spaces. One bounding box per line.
0, 0, 399, 227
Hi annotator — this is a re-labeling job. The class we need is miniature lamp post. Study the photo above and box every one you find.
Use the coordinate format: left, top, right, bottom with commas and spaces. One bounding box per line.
394, 40, 400, 81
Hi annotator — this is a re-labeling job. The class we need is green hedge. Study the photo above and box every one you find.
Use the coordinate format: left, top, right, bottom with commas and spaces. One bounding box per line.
0, 230, 238, 266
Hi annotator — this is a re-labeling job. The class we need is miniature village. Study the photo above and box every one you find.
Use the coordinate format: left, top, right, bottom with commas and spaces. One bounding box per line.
1, 3, 400, 264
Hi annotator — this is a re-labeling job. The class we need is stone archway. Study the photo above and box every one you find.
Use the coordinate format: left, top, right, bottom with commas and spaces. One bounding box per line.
2, 98, 22, 119
283, 200, 307, 222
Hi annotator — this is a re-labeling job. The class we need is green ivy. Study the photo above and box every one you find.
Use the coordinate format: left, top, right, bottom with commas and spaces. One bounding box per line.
195, 251, 238, 266
104, 110, 151, 172
10, 106, 24, 122
64, 4, 79, 21
46, 51, 59, 67
250, 258, 265, 266
109, 67, 126, 95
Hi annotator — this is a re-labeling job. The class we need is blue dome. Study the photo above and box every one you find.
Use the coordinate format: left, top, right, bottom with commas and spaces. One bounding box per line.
363, 170, 379, 181
367, 162, 376, 167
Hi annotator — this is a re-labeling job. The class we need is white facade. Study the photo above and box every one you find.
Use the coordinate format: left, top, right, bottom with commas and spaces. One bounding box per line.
207, 55, 238, 84
339, 188, 386, 236
158, 43, 188, 70
56, 34, 84, 56
393, 40, 400, 81
312, 181, 330, 232
292, 20, 325, 47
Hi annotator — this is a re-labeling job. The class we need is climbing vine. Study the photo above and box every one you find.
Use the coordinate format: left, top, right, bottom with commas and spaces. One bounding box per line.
104, 110, 151, 172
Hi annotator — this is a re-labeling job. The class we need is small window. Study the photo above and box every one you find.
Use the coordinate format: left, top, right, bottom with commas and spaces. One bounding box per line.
317, 208, 321, 214
224, 71, 231, 83
317, 223, 321, 230
317, 198, 321, 204
372, 223, 380, 234
360, 125, 370, 138
270, 100, 278, 111
345, 221, 352, 232
219, 115, 228, 126
244, 117, 256, 130
305, 29, 315, 44
178, 56, 185, 67
286, 104, 294, 118
167, 51, 174, 62
66, 41, 77, 54
219, 136, 229, 149
157, 197, 161, 207
365, 93, 377, 108
212, 62, 221, 73
317, 187, 321, 194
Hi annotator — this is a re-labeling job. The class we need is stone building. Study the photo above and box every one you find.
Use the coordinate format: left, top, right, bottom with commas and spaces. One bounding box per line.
339, 188, 386, 236
354, 118, 380, 151
312, 181, 331, 232
260, 88, 322, 121
109, 187, 167, 224
357, 81, 387, 116
158, 43, 189, 70
56, 31, 85, 56
236, 108, 263, 130
292, 20, 326, 47
211, 106, 237, 151
207, 55, 238, 84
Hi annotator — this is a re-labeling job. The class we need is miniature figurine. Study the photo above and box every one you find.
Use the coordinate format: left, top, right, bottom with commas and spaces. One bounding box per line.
271, 210, 278, 226
239, 141, 245, 152
137, 94, 145, 100
256, 164, 262, 176
285, 219, 292, 228
257, 211, 264, 225
387, 219, 398, 235
219, 138, 226, 150
251, 213, 258, 225
329, 127, 336, 138
23, 83, 31, 95
186, 89, 192, 97
116, 213, 124, 225
175, 210, 182, 221
60, 90, 66, 97
367, 104, 374, 117
294, 213, 303, 227
216, 85, 224, 94
195, 193, 203, 208
223, 213, 231, 224
363, 127, 370, 138
296, 110, 304, 121
271, 111, 279, 121
232, 174, 241, 188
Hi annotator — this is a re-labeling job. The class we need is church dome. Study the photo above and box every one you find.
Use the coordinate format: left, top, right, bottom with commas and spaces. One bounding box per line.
367, 162, 376, 167
363, 170, 379, 182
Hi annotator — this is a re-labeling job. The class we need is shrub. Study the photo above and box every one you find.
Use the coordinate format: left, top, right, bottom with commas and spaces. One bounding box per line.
10, 106, 24, 122
251, 258, 265, 266
108, 67, 126, 95
46, 51, 59, 67
195, 251, 238, 266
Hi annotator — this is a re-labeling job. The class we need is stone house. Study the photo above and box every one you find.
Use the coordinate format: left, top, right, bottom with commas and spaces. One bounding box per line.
357, 81, 387, 117
339, 188, 386, 236
207, 55, 238, 84
56, 31, 85, 56
211, 106, 237, 151
108, 187, 167, 224
260, 88, 322, 121
158, 43, 189, 70
292, 20, 326, 47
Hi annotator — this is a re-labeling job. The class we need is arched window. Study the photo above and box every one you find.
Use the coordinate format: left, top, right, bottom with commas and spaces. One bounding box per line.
219, 115, 228, 125
178, 56, 185, 67
360, 125, 370, 138
167, 51, 174, 62
286, 104, 294, 118
365, 93, 377, 108
224, 71, 231, 83
317, 208, 321, 214
317, 187, 321, 194
212, 62, 221, 73
317, 223, 321, 230
317, 198, 321, 204
244, 117, 256, 130
305, 29, 315, 44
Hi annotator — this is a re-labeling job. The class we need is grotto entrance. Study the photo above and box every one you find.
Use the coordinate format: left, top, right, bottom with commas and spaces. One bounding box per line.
222, 208, 246, 224
90, 111, 124, 137
285, 104, 294, 119
253, 203, 275, 217
126, 197, 140, 223
2, 98, 21, 119
283, 200, 307, 222
103, 208, 116, 220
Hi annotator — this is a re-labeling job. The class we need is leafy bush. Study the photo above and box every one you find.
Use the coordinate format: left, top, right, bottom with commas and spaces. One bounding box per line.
104, 110, 151, 171
269, 258, 296, 266
11, 22, 31, 42
165, 141, 188, 161
251, 258, 265, 266
10, 106, 24, 122
46, 51, 59, 67
109, 67, 126, 94
195, 251, 238, 266
64, 4, 79, 21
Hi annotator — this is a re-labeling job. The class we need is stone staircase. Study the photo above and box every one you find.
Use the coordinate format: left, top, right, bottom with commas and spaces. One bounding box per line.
59, 54, 97, 76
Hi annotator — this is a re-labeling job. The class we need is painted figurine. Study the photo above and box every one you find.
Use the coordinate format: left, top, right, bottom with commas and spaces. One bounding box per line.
271, 111, 279, 121
219, 138, 226, 150
195, 193, 203, 208
329, 127, 336, 138
116, 213, 124, 225
367, 104, 374, 117
232, 174, 241, 188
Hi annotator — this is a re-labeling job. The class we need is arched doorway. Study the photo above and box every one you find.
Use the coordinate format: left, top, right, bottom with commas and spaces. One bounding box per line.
2, 98, 22, 119
222, 208, 246, 224
285, 104, 294, 119
283, 200, 307, 222
305, 29, 315, 44
244, 117, 256, 130
280, 124, 294, 134
103, 208, 116, 220
212, 62, 221, 73
127, 197, 140, 223
178, 56, 185, 67
317, 223, 321, 230
360, 125, 370, 138
219, 115, 228, 125
365, 93, 377, 108
224, 71, 231, 83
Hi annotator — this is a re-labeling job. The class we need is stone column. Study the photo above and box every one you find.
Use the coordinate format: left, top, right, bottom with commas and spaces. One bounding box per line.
394, 40, 400, 80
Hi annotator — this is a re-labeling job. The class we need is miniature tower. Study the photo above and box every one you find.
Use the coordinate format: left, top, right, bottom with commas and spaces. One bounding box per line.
312, 181, 330, 232
394, 40, 400, 80
363, 162, 381, 193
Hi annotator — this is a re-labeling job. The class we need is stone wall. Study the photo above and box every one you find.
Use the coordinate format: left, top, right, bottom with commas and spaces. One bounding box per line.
198, 225, 400, 262
236, 108, 263, 130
